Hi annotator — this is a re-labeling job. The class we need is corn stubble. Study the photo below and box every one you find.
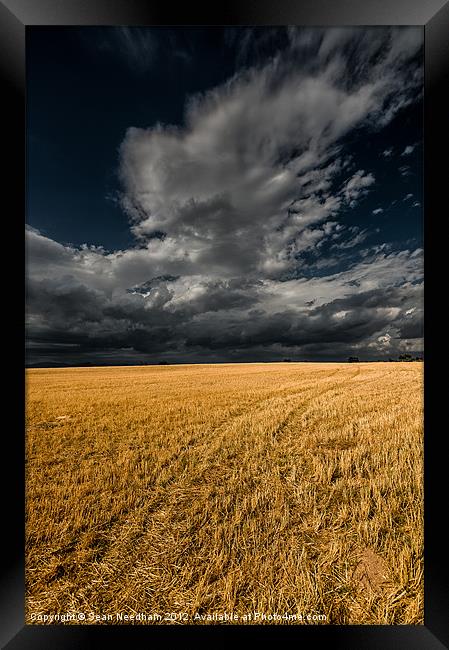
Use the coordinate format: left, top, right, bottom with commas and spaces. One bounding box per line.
26, 362, 423, 625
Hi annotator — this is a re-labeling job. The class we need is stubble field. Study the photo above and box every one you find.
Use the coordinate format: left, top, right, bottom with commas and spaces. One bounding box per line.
26, 362, 423, 625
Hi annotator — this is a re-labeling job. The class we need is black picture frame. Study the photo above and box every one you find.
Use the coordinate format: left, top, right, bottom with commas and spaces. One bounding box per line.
2, 1, 447, 647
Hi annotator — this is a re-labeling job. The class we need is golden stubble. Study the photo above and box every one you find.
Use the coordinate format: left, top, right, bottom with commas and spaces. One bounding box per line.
25, 362, 423, 625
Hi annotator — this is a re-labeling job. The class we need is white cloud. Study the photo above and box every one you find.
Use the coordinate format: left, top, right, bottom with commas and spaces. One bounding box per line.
331, 226, 369, 250
377, 333, 391, 346
342, 171, 375, 208
119, 27, 422, 280
372, 208, 383, 214
402, 144, 415, 155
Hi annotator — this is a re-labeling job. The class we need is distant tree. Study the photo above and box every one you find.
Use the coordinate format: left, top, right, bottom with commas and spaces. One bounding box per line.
398, 354, 414, 362
348, 356, 359, 363
283, 358, 292, 362
158, 360, 169, 365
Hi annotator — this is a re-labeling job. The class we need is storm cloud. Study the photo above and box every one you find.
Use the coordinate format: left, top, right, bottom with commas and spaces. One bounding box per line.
26, 27, 423, 365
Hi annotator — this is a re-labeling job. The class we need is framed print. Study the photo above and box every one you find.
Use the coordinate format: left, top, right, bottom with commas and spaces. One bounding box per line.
1, 0, 448, 648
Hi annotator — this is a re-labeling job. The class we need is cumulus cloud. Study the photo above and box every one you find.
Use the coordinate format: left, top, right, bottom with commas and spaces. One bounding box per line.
342, 171, 375, 208
118, 27, 422, 280
26, 27, 424, 364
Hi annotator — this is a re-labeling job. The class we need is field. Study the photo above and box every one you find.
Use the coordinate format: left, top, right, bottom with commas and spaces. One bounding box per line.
25, 362, 423, 625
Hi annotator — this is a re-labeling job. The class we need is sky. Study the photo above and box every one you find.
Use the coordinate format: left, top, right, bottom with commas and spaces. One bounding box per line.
26, 26, 423, 366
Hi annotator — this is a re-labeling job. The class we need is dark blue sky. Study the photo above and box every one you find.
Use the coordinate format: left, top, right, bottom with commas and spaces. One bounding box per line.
26, 27, 424, 365
27, 28, 240, 249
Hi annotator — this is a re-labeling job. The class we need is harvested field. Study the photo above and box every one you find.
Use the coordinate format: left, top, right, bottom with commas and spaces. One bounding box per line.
25, 362, 423, 625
